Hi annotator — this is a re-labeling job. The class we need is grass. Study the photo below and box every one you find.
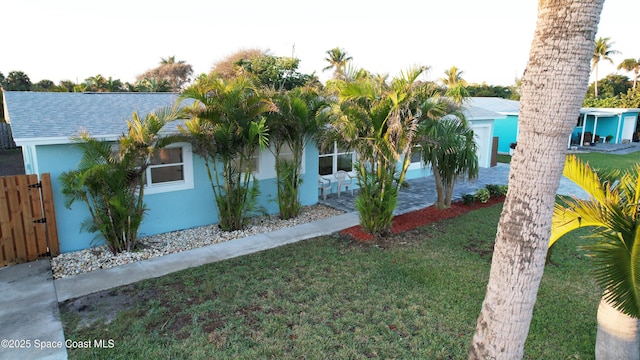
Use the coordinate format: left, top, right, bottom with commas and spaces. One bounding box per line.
498, 150, 640, 171
574, 150, 640, 173
60, 203, 601, 359
496, 154, 511, 163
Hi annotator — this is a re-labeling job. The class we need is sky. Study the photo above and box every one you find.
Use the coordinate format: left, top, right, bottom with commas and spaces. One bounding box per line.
2, 0, 638, 87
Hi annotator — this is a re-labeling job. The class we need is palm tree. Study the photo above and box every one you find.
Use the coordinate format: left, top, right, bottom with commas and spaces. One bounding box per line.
160, 55, 183, 65
618, 58, 640, 89
322, 47, 353, 80
59, 106, 181, 254
551, 155, 640, 359
84, 74, 107, 92
417, 97, 478, 209
265, 87, 328, 219
440, 66, 467, 87
592, 37, 620, 97
324, 66, 424, 236
469, 0, 604, 358
179, 76, 274, 231
4, 71, 32, 91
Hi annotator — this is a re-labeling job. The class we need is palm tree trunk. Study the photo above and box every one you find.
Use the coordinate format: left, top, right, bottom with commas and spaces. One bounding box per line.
595, 296, 640, 360
469, 1, 604, 358
431, 162, 446, 209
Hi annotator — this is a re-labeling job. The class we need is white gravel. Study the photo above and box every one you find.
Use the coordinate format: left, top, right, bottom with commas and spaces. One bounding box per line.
51, 204, 344, 279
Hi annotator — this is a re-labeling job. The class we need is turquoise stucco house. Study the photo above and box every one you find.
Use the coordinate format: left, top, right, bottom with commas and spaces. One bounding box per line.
479, 96, 640, 151
3, 91, 506, 253
3, 91, 321, 253
571, 108, 640, 146
465, 97, 520, 154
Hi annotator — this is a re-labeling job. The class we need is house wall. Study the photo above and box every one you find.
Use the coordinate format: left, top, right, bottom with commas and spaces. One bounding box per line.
469, 119, 495, 168
492, 115, 519, 153
34, 143, 320, 253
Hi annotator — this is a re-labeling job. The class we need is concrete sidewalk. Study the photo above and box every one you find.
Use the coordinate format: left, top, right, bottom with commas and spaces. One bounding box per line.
0, 260, 67, 360
54, 212, 360, 302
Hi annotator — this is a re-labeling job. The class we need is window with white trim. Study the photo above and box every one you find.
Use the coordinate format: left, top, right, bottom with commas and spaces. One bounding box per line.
319, 143, 356, 175
144, 142, 194, 194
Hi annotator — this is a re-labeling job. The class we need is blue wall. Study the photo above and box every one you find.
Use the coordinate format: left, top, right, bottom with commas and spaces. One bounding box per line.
493, 115, 518, 153
35, 143, 320, 253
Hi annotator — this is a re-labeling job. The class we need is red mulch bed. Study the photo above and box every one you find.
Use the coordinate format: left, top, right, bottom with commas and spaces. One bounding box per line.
340, 196, 506, 241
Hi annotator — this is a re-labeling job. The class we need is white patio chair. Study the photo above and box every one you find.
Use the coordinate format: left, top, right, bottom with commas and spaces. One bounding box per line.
318, 175, 332, 201
335, 170, 354, 198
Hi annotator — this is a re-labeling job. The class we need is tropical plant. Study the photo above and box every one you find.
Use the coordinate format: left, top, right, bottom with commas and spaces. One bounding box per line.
137, 56, 193, 92
475, 188, 490, 203
322, 47, 353, 80
440, 66, 467, 87
59, 106, 181, 254
417, 97, 478, 209
4, 71, 32, 91
135, 76, 172, 92
618, 58, 640, 89
179, 75, 273, 231
592, 36, 620, 97
551, 155, 640, 359
323, 66, 424, 236
265, 87, 328, 219
469, 0, 604, 358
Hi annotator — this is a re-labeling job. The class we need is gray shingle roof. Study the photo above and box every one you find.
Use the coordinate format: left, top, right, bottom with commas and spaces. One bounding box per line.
3, 91, 188, 143
465, 97, 520, 115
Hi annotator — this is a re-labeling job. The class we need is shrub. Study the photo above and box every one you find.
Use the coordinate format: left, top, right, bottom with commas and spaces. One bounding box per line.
462, 194, 476, 205
485, 184, 502, 198
475, 188, 490, 203
499, 185, 509, 196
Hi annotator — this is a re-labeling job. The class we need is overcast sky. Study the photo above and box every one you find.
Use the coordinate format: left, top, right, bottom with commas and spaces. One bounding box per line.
3, 0, 637, 87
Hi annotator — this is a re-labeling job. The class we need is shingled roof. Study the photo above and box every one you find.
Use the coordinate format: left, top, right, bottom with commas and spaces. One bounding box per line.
3, 91, 188, 145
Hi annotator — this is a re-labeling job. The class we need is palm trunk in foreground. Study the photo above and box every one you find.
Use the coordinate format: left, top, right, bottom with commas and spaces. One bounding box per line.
595, 295, 640, 360
468, 0, 603, 358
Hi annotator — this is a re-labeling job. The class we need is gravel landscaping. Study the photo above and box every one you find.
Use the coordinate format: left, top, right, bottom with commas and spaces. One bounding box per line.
51, 204, 343, 279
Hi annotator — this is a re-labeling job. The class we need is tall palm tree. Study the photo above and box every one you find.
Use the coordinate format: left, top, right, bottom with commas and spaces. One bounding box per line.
179, 76, 274, 231
618, 58, 640, 89
592, 37, 620, 97
440, 66, 467, 87
265, 87, 329, 219
324, 66, 424, 236
551, 155, 640, 359
469, 0, 604, 358
417, 97, 478, 209
322, 47, 353, 80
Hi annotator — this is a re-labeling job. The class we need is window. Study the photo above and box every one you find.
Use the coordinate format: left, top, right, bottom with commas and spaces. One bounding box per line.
144, 143, 194, 194
319, 143, 356, 176
577, 114, 585, 127
232, 149, 260, 174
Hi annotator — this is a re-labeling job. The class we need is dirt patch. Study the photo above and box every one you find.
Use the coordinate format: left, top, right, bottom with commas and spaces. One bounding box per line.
61, 284, 157, 331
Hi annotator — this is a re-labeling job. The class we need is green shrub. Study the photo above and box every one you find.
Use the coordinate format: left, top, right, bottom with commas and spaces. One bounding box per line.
498, 185, 509, 196
462, 194, 476, 205
485, 184, 502, 198
475, 188, 490, 203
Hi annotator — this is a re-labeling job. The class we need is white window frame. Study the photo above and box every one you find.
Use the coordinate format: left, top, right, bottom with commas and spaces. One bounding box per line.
318, 142, 357, 176
144, 142, 194, 195
259, 143, 306, 180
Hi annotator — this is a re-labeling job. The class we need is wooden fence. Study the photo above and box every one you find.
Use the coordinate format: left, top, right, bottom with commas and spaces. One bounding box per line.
0, 122, 16, 149
0, 173, 59, 266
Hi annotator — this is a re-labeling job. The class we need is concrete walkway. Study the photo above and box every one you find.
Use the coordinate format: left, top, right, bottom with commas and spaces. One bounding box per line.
1, 149, 632, 359
0, 260, 67, 360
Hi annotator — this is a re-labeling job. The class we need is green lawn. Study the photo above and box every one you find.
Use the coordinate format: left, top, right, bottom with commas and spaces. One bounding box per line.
498, 150, 640, 171
574, 150, 640, 173
60, 204, 600, 359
